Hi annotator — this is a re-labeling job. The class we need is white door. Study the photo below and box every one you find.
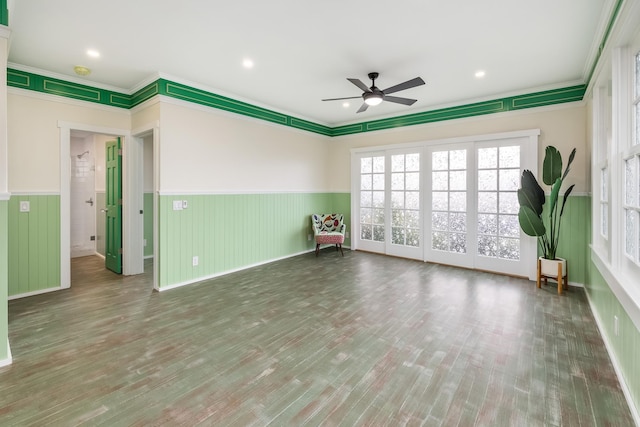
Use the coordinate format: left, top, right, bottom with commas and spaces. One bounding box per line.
425, 144, 475, 268
387, 150, 423, 259
355, 153, 386, 253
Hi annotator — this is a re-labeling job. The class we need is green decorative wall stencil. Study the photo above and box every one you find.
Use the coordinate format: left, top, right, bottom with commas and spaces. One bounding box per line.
7, 67, 584, 137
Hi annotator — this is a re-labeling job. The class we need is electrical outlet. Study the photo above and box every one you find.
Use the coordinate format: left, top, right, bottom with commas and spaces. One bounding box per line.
183, 200, 188, 209
614, 315, 619, 336
307, 234, 312, 241
192, 256, 199, 266
143, 239, 147, 247
345, 231, 350, 239
19, 201, 30, 212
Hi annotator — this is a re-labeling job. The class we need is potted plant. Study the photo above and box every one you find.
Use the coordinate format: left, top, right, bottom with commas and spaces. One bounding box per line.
517, 146, 575, 291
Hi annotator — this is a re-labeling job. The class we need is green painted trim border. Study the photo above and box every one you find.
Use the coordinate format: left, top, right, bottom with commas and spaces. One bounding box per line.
7, 67, 582, 137
0, 0, 7, 26
585, 0, 625, 85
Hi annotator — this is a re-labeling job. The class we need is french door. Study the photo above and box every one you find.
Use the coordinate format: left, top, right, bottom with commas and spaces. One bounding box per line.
355, 149, 423, 260
352, 131, 539, 278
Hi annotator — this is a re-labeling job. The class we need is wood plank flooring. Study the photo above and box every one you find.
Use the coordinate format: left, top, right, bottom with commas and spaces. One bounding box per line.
1, 251, 635, 426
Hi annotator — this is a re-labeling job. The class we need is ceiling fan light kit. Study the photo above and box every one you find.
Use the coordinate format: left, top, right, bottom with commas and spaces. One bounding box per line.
322, 71, 425, 113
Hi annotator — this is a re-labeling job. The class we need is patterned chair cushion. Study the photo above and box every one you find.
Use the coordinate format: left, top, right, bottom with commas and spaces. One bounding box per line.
311, 213, 345, 244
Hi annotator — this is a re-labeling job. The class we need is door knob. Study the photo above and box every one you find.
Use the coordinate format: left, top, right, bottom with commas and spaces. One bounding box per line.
85, 197, 94, 206
101, 208, 108, 213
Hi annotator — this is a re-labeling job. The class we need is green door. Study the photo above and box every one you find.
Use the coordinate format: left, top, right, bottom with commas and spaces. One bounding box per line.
105, 138, 122, 274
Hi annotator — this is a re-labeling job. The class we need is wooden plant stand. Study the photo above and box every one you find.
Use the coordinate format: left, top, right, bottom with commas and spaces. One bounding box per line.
537, 258, 568, 295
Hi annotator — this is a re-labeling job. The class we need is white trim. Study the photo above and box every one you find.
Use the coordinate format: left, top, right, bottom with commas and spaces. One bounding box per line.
144, 255, 154, 260
58, 122, 131, 288
338, 102, 581, 140
8, 62, 129, 94
8, 191, 60, 196
0, 25, 10, 40
157, 189, 342, 196
8, 286, 63, 300
8, 87, 131, 115
585, 286, 640, 427
0, 192, 9, 201
157, 248, 324, 292
0, 340, 11, 368
349, 128, 541, 154
591, 246, 640, 332
155, 73, 328, 127
156, 94, 330, 138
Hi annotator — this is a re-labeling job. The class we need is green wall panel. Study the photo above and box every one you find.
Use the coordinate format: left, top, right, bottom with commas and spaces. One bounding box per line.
586, 263, 640, 418
552, 195, 590, 285
157, 192, 346, 289
0, 200, 8, 361
8, 195, 61, 296
144, 192, 154, 258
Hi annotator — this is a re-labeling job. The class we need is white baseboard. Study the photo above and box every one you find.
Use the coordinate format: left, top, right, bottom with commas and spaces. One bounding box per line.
8, 286, 63, 300
585, 292, 640, 426
157, 246, 351, 292
0, 339, 12, 368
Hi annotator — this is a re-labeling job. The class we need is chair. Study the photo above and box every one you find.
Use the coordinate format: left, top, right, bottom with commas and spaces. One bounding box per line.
311, 213, 345, 256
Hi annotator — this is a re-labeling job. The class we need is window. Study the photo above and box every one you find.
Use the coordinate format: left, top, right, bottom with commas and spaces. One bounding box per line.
601, 165, 609, 239
359, 155, 385, 244
623, 50, 640, 266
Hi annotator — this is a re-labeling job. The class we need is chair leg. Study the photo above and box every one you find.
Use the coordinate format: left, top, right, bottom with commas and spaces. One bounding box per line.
339, 244, 344, 256
315, 243, 320, 257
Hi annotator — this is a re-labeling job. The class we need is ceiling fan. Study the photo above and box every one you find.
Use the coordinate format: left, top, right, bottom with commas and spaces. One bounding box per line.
322, 72, 425, 113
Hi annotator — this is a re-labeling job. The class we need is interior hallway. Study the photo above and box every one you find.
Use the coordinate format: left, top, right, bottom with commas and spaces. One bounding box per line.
1, 252, 634, 426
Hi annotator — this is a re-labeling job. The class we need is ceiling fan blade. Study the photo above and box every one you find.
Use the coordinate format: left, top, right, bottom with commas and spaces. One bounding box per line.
321, 96, 362, 101
382, 77, 425, 95
356, 103, 369, 113
384, 95, 418, 106
347, 78, 371, 93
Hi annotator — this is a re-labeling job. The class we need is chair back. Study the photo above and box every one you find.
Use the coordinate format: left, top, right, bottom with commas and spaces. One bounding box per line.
311, 213, 345, 234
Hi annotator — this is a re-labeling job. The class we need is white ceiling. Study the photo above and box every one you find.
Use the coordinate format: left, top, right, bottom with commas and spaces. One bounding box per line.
7, 0, 612, 126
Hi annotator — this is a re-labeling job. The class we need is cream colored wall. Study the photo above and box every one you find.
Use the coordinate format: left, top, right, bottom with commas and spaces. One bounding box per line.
131, 101, 160, 131
328, 103, 589, 193
7, 92, 130, 192
158, 101, 328, 193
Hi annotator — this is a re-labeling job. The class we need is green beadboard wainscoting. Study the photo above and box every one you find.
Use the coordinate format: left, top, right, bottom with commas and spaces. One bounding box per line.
0, 200, 9, 363
144, 192, 154, 258
552, 195, 591, 286
157, 192, 350, 289
586, 262, 640, 419
7, 195, 61, 297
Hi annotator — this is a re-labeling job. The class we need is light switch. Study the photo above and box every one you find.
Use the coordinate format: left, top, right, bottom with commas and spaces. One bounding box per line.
19, 201, 30, 212
172, 200, 183, 211
182, 200, 188, 209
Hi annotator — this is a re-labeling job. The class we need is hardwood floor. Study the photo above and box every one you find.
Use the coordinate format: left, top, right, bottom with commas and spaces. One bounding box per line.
1, 251, 634, 426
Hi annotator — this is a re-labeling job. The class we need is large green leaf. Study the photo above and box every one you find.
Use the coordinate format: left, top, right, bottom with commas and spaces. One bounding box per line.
518, 205, 546, 237
543, 146, 562, 186
518, 187, 543, 215
549, 178, 562, 215
561, 148, 576, 180
559, 184, 575, 217
520, 169, 545, 210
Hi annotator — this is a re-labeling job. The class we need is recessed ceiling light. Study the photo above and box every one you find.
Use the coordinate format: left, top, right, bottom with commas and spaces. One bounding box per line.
343, 102, 350, 108
87, 49, 100, 58
242, 58, 254, 69
475, 70, 486, 78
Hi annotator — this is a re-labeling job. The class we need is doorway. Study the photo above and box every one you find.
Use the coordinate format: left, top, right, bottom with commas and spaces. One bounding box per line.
60, 122, 157, 289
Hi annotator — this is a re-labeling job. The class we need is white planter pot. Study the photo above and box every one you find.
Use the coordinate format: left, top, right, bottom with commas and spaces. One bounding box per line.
539, 257, 566, 277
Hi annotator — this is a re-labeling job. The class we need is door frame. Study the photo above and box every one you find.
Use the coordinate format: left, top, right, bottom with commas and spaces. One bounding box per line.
59, 121, 158, 288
